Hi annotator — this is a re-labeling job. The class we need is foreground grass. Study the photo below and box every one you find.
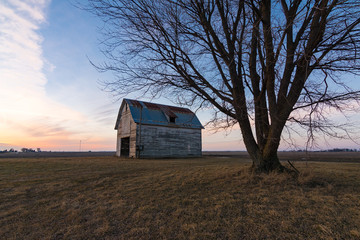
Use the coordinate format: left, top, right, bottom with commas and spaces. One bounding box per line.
0, 157, 360, 239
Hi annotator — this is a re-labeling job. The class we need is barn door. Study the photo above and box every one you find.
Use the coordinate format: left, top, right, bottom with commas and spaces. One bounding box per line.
120, 137, 130, 157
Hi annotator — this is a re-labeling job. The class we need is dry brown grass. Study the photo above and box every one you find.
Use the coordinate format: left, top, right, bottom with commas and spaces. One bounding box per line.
0, 156, 360, 239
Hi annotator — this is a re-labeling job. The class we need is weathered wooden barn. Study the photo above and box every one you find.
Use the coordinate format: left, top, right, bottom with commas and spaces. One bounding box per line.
115, 99, 204, 158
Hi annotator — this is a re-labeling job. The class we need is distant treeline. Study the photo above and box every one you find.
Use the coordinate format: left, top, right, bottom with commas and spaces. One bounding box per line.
296, 148, 358, 152
0, 148, 17, 153
326, 148, 358, 152
0, 148, 40, 153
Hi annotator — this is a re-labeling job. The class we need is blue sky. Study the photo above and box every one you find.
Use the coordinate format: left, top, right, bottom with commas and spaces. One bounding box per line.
0, 0, 359, 151
0, 0, 245, 151
0, 0, 116, 151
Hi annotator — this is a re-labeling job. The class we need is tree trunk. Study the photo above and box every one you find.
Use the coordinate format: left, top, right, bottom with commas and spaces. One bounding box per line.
242, 121, 287, 173
243, 136, 285, 173
250, 151, 284, 173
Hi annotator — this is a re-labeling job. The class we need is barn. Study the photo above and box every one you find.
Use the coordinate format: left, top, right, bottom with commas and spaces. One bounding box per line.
115, 99, 204, 158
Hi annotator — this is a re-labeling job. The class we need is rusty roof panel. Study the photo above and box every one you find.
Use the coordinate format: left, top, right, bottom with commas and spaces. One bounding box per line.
144, 102, 193, 114
168, 106, 193, 114
143, 102, 160, 110
129, 99, 142, 108
159, 105, 177, 118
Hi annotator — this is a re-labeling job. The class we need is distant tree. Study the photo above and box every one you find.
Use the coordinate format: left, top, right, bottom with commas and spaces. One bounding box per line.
21, 148, 28, 153
87, 0, 360, 172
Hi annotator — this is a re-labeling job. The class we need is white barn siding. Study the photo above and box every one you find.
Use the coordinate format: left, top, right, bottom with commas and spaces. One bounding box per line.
137, 125, 202, 158
116, 104, 137, 157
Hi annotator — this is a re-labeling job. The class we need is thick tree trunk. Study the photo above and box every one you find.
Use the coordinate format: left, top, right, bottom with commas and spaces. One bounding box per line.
250, 151, 284, 173
242, 120, 287, 173
243, 135, 285, 173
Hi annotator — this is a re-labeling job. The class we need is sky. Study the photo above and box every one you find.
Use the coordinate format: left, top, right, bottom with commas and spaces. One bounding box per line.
0, 0, 359, 152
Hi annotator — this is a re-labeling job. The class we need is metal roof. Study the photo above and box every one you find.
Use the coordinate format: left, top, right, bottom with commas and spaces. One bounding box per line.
115, 99, 204, 129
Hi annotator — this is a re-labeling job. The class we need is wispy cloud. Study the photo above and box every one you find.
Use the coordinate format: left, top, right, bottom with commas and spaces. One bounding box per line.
92, 104, 118, 126
0, 0, 115, 151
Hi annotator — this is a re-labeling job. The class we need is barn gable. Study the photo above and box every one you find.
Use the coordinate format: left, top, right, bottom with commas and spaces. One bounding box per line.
115, 99, 203, 158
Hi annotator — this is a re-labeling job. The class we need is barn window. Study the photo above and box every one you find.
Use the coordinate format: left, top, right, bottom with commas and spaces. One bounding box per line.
169, 117, 176, 123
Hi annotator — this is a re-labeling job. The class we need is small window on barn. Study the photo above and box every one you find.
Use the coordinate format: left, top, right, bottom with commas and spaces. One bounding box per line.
169, 117, 176, 123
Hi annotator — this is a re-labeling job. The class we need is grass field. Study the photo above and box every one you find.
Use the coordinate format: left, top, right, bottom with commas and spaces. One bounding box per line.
1, 155, 360, 239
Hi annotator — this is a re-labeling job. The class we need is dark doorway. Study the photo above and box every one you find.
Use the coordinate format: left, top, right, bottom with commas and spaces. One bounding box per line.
120, 137, 130, 157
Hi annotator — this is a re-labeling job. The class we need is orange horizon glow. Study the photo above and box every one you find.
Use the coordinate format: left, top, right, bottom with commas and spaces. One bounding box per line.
2, 121, 360, 152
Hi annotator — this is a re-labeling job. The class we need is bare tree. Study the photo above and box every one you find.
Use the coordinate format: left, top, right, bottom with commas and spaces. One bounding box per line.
86, 0, 360, 172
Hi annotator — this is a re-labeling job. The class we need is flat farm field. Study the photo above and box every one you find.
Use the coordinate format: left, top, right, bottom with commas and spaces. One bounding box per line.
1, 154, 360, 239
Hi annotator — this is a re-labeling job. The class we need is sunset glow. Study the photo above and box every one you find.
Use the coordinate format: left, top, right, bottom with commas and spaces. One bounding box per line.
0, 0, 116, 151
1, 0, 359, 152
